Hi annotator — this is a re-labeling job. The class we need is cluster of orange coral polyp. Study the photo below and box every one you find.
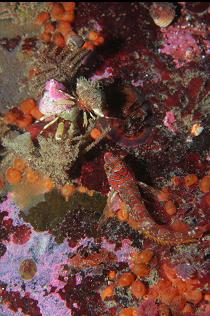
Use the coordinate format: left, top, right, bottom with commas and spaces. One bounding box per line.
164, 200, 177, 215
157, 187, 171, 202
6, 159, 31, 186
147, 262, 205, 314
171, 172, 209, 193
6, 168, 22, 185
200, 175, 210, 193
101, 249, 158, 314
118, 307, 138, 316
5, 160, 33, 186
83, 30, 104, 50
13, 158, 27, 172
36, 2, 76, 48
43, 177, 55, 192
156, 187, 178, 216
160, 172, 210, 219
90, 127, 102, 140
130, 279, 147, 298
25, 168, 40, 184
60, 184, 76, 200
184, 174, 198, 187
117, 272, 136, 287
59, 184, 96, 201
101, 269, 146, 314
5, 157, 95, 200
131, 249, 153, 265
5, 159, 55, 196
101, 284, 115, 300
105, 198, 130, 223
3, 98, 43, 129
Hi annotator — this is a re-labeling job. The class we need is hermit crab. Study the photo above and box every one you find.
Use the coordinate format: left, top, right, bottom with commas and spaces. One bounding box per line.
38, 78, 105, 140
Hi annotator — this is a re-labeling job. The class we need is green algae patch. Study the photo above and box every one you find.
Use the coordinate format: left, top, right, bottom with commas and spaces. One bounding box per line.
21, 189, 107, 242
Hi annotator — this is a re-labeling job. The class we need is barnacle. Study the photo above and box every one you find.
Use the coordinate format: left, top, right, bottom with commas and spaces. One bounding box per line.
30, 39, 89, 96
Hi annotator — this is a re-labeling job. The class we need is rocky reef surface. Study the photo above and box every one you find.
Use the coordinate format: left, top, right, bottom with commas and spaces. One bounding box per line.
0, 2, 209, 316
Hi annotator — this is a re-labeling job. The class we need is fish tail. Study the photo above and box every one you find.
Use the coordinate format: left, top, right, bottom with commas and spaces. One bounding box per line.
135, 215, 205, 245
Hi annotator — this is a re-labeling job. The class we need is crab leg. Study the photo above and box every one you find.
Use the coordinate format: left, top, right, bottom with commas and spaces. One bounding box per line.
55, 122, 65, 141
42, 116, 59, 130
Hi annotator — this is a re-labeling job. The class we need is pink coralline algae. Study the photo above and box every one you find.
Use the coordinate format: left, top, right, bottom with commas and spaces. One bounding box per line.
163, 111, 177, 133
37, 293, 71, 316
101, 238, 135, 263
90, 66, 114, 81
160, 25, 201, 68
0, 194, 25, 226
0, 305, 23, 316
0, 230, 70, 298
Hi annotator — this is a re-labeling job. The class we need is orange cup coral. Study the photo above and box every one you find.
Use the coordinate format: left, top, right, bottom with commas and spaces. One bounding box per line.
43, 177, 55, 192
101, 284, 115, 300
30, 106, 43, 120
25, 169, 39, 184
117, 272, 136, 287
130, 280, 147, 298
132, 249, 154, 265
3, 111, 17, 124
13, 158, 27, 172
51, 3, 65, 20
35, 12, 50, 25
184, 174, 198, 187
61, 184, 76, 200
119, 307, 138, 316
165, 200, 177, 216
117, 206, 129, 221
130, 263, 150, 277
200, 175, 210, 193
90, 127, 103, 140
53, 32, 65, 47
20, 98, 36, 114
62, 2, 76, 11
16, 114, 33, 129
108, 270, 116, 280
6, 167, 22, 185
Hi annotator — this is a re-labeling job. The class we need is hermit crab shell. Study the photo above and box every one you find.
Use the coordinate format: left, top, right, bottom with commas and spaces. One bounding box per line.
39, 79, 75, 116
149, 2, 176, 28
